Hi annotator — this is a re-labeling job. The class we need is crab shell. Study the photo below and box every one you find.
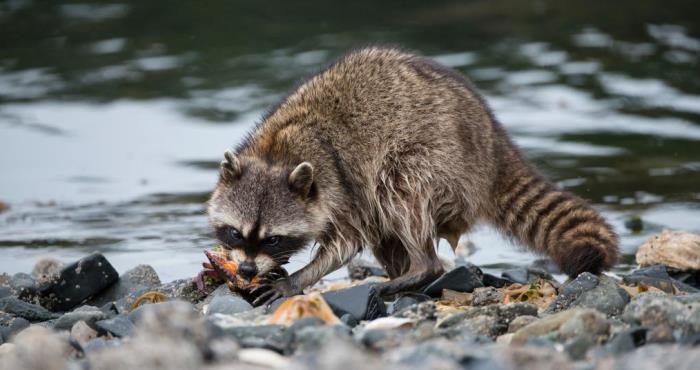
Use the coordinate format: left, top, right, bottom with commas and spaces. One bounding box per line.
203, 249, 261, 290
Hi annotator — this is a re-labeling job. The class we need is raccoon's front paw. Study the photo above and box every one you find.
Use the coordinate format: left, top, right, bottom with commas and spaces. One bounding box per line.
251, 279, 299, 307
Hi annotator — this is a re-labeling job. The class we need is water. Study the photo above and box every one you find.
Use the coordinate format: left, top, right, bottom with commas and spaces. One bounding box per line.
1, 1, 699, 282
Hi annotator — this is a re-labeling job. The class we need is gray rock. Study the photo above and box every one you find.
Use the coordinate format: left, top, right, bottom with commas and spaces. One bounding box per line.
10, 273, 36, 298
472, 287, 504, 306
622, 265, 698, 293
546, 273, 628, 316
602, 327, 647, 355
605, 343, 700, 370
508, 315, 538, 333
622, 292, 700, 342
558, 308, 610, 342
0, 326, 71, 370
293, 324, 352, 352
158, 278, 207, 303
70, 320, 98, 347
96, 315, 135, 337
54, 305, 106, 330
0, 312, 30, 342
390, 292, 432, 314
455, 314, 500, 338
393, 301, 437, 321
219, 324, 289, 353
206, 293, 253, 316
128, 300, 198, 323
82, 337, 117, 353
0, 297, 59, 322
88, 264, 162, 312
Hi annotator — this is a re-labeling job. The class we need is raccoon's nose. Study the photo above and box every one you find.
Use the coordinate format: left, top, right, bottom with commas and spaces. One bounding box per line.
237, 262, 258, 279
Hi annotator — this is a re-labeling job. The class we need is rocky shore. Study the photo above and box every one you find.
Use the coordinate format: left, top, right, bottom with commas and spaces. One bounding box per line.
2, 230, 700, 370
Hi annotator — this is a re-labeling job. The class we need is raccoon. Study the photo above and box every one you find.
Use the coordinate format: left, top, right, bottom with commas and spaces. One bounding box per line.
207, 47, 619, 305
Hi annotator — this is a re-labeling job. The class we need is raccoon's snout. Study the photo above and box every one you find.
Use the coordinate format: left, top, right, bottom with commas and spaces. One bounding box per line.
237, 261, 258, 279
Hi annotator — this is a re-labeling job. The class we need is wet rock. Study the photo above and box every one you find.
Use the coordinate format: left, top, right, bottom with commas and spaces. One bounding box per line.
558, 308, 610, 344
340, 313, 358, 327
603, 327, 647, 355
622, 292, 700, 342
293, 324, 352, 352
128, 300, 198, 323
82, 337, 122, 353
454, 314, 500, 338
390, 292, 432, 314
0, 312, 30, 342
96, 315, 135, 337
636, 230, 700, 271
605, 343, 700, 370
89, 264, 161, 311
493, 344, 573, 370
0, 286, 12, 299
393, 301, 437, 321
347, 258, 388, 280
31, 258, 64, 283
158, 278, 207, 303
38, 253, 119, 312
9, 272, 36, 299
208, 337, 239, 362
54, 305, 106, 330
322, 284, 386, 321
546, 272, 629, 316
423, 265, 483, 297
472, 286, 504, 306
502, 267, 554, 284
294, 337, 385, 369
206, 289, 253, 316
0, 297, 58, 322
70, 320, 98, 347
0, 326, 71, 370
387, 337, 487, 369
482, 273, 516, 288
622, 265, 698, 293
508, 315, 538, 333
625, 215, 644, 233
219, 325, 289, 353
512, 308, 584, 344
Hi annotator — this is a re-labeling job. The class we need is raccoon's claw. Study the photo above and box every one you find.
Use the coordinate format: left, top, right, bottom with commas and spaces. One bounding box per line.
252, 279, 295, 307
195, 268, 222, 291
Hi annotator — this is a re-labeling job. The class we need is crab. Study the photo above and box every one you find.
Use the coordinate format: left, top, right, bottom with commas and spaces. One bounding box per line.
194, 247, 288, 303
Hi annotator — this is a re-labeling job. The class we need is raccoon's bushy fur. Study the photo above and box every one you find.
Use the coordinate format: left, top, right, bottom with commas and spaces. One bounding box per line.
208, 47, 619, 297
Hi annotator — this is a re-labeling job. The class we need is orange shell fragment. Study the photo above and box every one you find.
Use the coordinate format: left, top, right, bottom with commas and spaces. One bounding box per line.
204, 249, 261, 290
266, 292, 341, 326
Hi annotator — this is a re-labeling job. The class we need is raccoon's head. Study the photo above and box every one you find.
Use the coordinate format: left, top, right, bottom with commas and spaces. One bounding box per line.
207, 150, 326, 280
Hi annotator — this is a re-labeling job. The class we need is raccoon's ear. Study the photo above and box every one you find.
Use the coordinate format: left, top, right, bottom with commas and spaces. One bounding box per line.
288, 162, 314, 197
220, 150, 242, 182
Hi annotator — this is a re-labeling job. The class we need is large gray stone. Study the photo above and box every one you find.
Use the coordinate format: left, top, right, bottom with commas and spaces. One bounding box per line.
206, 293, 253, 316
54, 305, 106, 330
0, 297, 58, 322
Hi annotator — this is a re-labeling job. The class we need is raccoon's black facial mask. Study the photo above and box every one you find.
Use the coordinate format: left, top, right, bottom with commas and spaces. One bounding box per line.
214, 225, 305, 265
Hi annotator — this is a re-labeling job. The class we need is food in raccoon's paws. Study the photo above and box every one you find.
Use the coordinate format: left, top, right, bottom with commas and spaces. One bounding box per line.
195, 246, 288, 296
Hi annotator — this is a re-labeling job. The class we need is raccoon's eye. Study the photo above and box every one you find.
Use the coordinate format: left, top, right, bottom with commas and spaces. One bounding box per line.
261, 236, 280, 247
216, 227, 242, 248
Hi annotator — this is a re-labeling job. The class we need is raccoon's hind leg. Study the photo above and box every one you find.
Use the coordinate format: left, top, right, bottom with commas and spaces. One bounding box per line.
373, 238, 444, 296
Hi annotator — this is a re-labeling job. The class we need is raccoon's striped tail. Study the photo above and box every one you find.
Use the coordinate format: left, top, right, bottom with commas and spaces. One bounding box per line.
492, 165, 619, 277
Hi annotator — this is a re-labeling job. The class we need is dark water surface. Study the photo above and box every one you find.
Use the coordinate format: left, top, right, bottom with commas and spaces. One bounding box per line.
1, 1, 699, 281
